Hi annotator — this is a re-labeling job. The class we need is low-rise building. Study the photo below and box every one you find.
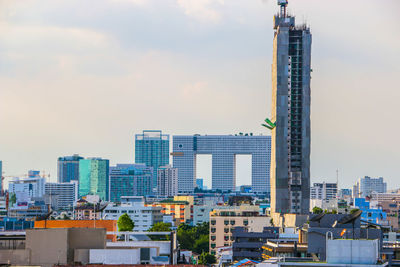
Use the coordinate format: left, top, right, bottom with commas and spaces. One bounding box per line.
232, 227, 279, 261
104, 196, 163, 231
209, 205, 271, 255
146, 196, 193, 226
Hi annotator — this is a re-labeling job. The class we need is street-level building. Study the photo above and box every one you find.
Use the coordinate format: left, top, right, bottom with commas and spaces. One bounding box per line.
104, 197, 163, 231
209, 205, 272, 255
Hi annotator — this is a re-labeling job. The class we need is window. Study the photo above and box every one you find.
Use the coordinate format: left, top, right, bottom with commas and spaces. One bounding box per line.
243, 220, 248, 226
211, 235, 216, 241
230, 220, 235, 225
211, 227, 216, 233
224, 220, 229, 225
224, 228, 229, 233
211, 220, 216, 225
211, 243, 216, 249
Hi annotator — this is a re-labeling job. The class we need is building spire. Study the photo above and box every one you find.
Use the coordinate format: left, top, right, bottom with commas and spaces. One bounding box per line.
278, 0, 288, 18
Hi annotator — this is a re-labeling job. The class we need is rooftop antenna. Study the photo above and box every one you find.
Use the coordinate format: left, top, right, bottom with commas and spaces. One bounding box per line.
278, 0, 288, 18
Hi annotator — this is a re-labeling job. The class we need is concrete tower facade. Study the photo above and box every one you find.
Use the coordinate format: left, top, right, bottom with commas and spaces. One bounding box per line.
270, 0, 311, 214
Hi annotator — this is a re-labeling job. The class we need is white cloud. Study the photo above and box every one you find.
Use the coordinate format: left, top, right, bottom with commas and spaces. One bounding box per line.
176, 0, 224, 23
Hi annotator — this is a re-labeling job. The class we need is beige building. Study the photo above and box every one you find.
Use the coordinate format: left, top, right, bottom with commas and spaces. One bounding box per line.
146, 195, 194, 226
209, 205, 271, 255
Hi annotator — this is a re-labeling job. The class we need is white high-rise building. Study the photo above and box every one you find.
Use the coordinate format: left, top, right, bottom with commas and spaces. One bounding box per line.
310, 182, 338, 201
45, 181, 78, 210
8, 176, 46, 199
157, 165, 178, 197
353, 176, 387, 198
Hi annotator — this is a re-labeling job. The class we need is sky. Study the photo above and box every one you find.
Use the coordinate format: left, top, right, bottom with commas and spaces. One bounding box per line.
0, 0, 399, 190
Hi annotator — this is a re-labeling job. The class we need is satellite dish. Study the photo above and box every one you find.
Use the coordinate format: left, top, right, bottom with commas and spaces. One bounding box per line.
338, 210, 362, 225
310, 213, 325, 222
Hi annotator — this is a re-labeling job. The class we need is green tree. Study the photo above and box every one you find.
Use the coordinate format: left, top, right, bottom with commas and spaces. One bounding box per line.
148, 222, 171, 240
117, 213, 135, 231
9, 193, 16, 206
193, 234, 209, 254
198, 252, 216, 265
312, 206, 323, 214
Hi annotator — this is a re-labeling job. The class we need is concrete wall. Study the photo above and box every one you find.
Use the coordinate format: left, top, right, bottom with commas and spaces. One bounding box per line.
0, 249, 30, 265
26, 228, 69, 265
89, 249, 140, 264
25, 227, 106, 266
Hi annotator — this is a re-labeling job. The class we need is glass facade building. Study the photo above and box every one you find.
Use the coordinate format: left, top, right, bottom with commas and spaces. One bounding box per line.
109, 164, 153, 202
78, 158, 109, 201
135, 130, 169, 190
172, 135, 271, 194
57, 154, 84, 183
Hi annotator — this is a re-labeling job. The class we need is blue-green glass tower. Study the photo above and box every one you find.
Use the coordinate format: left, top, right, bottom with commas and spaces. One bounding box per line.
135, 130, 169, 190
78, 158, 110, 201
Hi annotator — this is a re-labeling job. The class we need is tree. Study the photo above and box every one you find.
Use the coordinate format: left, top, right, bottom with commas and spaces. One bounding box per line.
9, 193, 16, 206
198, 252, 216, 265
312, 206, 323, 214
148, 222, 171, 240
193, 234, 209, 254
117, 213, 135, 231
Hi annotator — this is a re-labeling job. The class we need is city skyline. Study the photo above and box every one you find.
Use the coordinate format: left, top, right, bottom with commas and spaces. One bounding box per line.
0, 0, 399, 189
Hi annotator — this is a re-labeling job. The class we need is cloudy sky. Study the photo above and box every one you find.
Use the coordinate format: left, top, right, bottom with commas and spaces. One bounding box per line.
0, 0, 399, 189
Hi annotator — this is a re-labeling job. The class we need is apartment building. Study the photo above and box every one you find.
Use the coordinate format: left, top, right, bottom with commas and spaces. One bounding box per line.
209, 205, 271, 255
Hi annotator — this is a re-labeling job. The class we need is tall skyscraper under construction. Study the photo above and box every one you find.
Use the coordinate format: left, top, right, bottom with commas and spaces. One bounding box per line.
269, 0, 311, 214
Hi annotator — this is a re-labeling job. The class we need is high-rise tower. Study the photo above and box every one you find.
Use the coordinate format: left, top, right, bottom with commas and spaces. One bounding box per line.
270, 0, 311, 214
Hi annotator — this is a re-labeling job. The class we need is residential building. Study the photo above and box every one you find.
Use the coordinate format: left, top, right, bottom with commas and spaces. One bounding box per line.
232, 227, 279, 261
172, 135, 270, 194
209, 205, 271, 255
45, 181, 78, 210
8, 198, 49, 219
310, 182, 337, 201
371, 192, 400, 202
74, 199, 102, 220
57, 154, 84, 183
353, 176, 387, 198
192, 202, 231, 225
157, 165, 178, 197
109, 164, 153, 202
104, 197, 163, 231
135, 130, 170, 190
8, 174, 46, 199
269, 0, 311, 214
300, 213, 382, 261
354, 198, 388, 225
146, 196, 194, 226
338, 188, 352, 199
378, 200, 400, 230
79, 158, 110, 201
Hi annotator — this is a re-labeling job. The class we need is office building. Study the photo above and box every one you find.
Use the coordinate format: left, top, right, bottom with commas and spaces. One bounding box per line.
79, 158, 109, 201
45, 181, 79, 210
57, 154, 84, 183
172, 135, 270, 194
338, 188, 352, 199
135, 130, 170, 189
8, 173, 46, 199
310, 182, 337, 201
353, 176, 387, 198
104, 197, 163, 231
109, 164, 153, 202
269, 0, 312, 214
157, 165, 178, 197
209, 205, 271, 255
